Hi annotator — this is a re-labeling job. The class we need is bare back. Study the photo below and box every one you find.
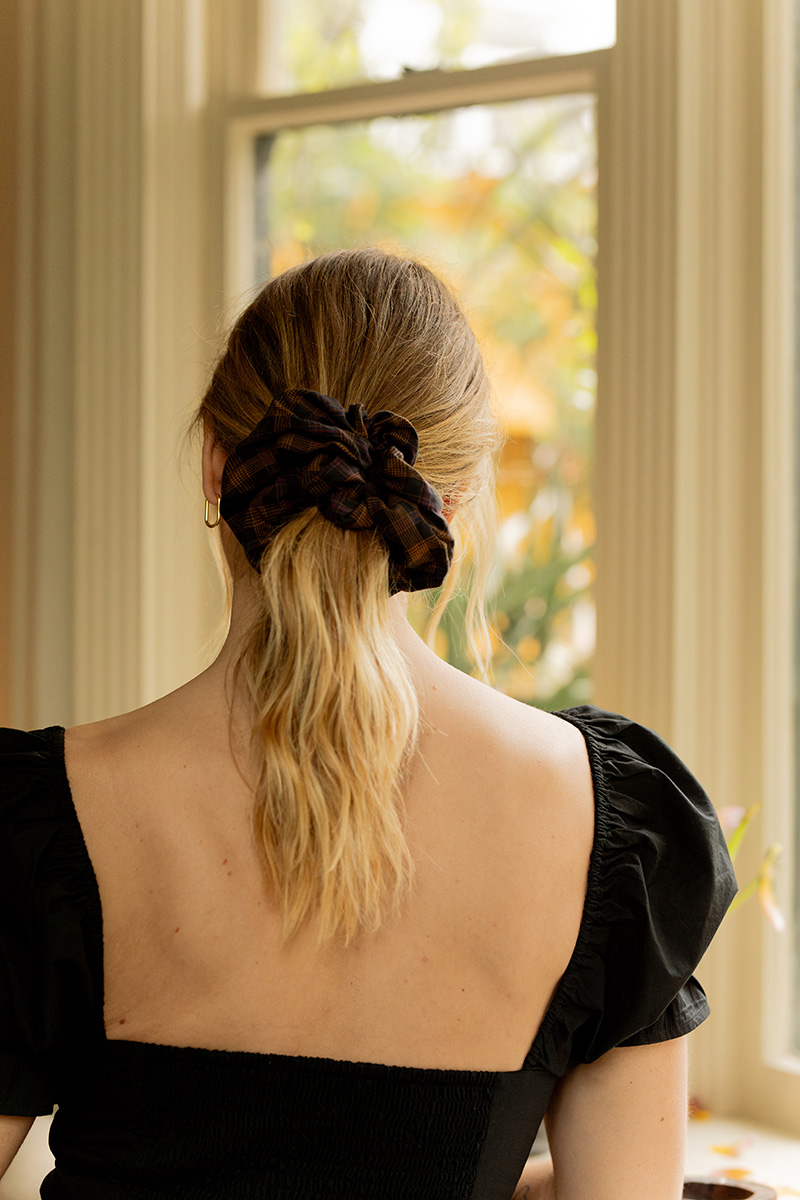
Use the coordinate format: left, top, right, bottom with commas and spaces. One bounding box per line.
62, 656, 595, 1074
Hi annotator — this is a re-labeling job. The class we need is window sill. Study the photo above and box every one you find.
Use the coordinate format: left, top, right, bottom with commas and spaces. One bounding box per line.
686, 1116, 800, 1195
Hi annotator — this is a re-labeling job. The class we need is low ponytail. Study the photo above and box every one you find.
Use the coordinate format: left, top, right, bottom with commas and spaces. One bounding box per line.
235, 513, 418, 942
190, 248, 504, 943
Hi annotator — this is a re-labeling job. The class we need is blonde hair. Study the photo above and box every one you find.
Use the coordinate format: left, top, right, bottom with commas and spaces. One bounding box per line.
189, 248, 504, 943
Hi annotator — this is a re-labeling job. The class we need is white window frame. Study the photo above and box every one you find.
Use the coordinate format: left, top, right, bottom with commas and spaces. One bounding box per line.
8, 0, 800, 1134
222, 52, 607, 307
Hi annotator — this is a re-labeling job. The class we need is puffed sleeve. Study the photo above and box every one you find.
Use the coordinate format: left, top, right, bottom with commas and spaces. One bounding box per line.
0, 727, 101, 1116
529, 706, 738, 1077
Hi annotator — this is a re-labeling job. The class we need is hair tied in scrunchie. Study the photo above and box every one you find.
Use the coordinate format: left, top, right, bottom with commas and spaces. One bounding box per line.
219, 388, 455, 594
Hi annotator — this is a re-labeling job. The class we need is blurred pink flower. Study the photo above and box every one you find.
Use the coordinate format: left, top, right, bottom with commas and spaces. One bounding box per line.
718, 805, 746, 834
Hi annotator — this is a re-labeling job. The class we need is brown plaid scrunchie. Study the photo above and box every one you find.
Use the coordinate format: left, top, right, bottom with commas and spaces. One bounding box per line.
219, 389, 454, 594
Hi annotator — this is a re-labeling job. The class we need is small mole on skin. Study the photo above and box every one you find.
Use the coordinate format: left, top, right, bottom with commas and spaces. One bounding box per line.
421, 956, 429, 963
119, 1018, 126, 1025
174, 927, 180, 933
227, 871, 232, 877
222, 859, 228, 865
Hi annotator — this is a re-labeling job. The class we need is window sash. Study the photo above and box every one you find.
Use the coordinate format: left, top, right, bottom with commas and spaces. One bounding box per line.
223, 49, 609, 306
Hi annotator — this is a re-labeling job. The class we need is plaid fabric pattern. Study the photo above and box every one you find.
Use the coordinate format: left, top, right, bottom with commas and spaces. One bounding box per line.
220, 389, 455, 593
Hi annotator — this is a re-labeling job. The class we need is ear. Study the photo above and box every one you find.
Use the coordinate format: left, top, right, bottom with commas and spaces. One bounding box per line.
442, 489, 462, 523
202, 425, 228, 506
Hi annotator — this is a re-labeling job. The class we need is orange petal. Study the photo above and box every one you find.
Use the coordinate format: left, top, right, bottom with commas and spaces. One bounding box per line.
688, 1095, 711, 1120
711, 1137, 753, 1157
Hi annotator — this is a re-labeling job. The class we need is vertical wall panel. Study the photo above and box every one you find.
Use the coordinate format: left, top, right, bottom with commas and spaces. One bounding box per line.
0, 0, 21, 723
9, 0, 77, 730
73, 0, 144, 722
9, 0, 245, 730
594, 0, 678, 732
762, 0, 798, 1087
140, 0, 224, 704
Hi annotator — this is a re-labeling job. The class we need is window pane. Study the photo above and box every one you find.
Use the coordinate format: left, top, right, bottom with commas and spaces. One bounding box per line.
254, 94, 596, 709
262, 0, 615, 94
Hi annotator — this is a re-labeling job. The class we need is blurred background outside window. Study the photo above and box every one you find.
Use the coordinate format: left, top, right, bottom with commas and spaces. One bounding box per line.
261, 0, 616, 92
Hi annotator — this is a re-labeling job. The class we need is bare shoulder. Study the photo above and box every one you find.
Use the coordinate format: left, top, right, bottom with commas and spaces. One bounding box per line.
61, 693, 218, 821
63, 680, 223, 767
63, 709, 140, 778
65, 696, 163, 749
415, 664, 597, 1012
431, 660, 594, 795
420, 661, 596, 881
486, 687, 595, 850
63, 703, 161, 792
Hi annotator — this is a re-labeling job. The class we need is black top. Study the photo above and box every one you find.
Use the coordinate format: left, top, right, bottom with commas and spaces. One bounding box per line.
0, 706, 737, 1200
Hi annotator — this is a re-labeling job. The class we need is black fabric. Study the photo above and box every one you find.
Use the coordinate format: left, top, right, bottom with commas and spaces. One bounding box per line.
0, 707, 737, 1199
467, 1068, 559, 1200
0, 728, 103, 1116
44, 1041, 498, 1200
525, 708, 737, 1077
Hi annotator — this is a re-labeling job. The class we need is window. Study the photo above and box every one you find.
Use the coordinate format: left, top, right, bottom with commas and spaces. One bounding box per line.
232, 1, 613, 707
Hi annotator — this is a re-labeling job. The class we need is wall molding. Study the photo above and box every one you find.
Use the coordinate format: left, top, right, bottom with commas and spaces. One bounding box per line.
9, 0, 78, 729
9, 0, 242, 728
758, 0, 800, 1116
594, 0, 679, 732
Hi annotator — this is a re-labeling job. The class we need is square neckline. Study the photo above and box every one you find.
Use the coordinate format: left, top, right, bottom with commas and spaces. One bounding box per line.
48, 710, 607, 1078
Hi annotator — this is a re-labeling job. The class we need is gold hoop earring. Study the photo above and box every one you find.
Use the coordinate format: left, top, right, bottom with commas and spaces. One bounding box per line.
204, 495, 221, 528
